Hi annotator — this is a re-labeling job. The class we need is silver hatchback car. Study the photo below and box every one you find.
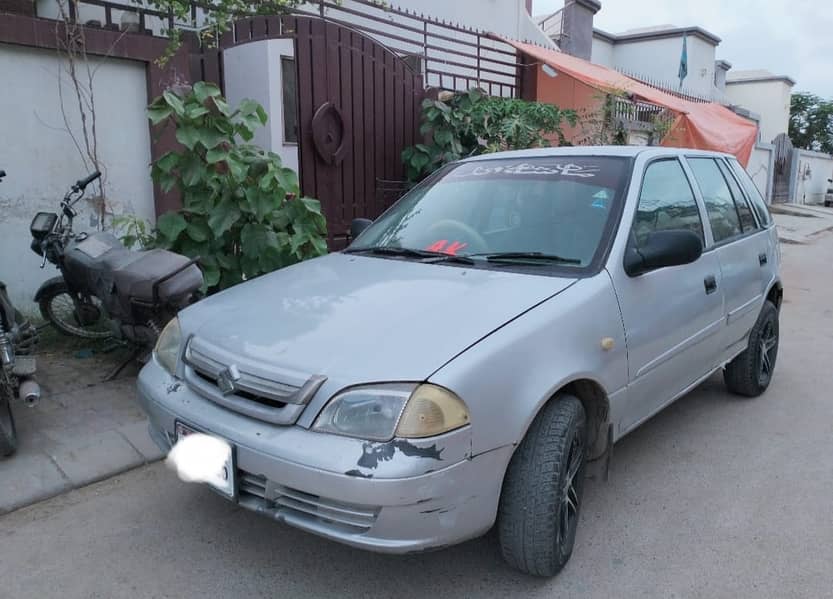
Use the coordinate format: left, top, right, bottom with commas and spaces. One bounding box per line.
138, 146, 782, 577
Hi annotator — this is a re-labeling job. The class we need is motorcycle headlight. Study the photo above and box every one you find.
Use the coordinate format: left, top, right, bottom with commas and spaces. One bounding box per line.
313, 383, 470, 441
153, 317, 181, 376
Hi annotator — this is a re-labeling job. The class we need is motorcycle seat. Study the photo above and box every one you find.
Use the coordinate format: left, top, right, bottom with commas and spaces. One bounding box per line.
66, 232, 203, 305
111, 249, 203, 305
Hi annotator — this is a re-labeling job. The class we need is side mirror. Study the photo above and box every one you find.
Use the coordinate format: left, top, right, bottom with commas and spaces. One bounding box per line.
624, 229, 703, 277
350, 218, 373, 239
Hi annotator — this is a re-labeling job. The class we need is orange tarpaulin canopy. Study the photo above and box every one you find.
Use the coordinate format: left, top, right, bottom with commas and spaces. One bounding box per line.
501, 39, 758, 166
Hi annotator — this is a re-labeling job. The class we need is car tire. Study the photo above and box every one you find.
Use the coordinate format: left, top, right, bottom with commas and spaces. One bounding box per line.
497, 395, 587, 577
723, 300, 779, 397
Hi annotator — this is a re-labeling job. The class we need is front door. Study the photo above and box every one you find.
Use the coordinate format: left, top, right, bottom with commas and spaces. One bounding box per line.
611, 158, 725, 435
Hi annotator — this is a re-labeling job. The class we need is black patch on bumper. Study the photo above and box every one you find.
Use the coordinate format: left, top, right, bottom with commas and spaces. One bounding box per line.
357, 440, 444, 469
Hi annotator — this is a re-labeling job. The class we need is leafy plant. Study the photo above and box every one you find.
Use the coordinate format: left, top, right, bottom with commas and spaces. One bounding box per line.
573, 91, 629, 147
147, 82, 327, 291
145, 0, 306, 63
112, 214, 159, 250
789, 91, 833, 153
401, 89, 577, 181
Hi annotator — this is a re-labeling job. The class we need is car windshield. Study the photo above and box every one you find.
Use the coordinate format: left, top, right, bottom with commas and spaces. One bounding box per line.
348, 156, 630, 270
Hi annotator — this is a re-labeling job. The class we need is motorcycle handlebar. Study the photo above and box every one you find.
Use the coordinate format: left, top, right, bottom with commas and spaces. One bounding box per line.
73, 171, 101, 192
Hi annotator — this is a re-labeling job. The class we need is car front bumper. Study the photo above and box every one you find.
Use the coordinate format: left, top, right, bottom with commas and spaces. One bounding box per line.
137, 358, 513, 553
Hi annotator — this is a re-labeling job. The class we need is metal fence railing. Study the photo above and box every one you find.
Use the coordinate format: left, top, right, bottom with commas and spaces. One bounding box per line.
37, 0, 525, 98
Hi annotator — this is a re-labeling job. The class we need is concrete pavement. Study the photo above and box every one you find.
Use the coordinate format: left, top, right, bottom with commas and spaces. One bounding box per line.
2, 224, 832, 598
0, 347, 162, 514
771, 203, 833, 244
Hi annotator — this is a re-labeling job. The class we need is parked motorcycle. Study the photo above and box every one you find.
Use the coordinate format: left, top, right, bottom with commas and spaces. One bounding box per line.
0, 171, 40, 456
29, 171, 204, 361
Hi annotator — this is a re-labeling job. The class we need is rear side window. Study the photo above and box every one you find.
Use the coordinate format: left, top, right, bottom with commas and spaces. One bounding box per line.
717, 159, 758, 232
688, 158, 743, 243
632, 159, 704, 246
728, 158, 773, 227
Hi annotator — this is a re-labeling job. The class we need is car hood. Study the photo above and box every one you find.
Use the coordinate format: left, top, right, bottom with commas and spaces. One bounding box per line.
179, 253, 576, 383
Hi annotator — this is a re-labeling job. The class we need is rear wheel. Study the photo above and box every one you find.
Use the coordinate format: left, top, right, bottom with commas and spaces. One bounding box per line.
38, 279, 111, 339
723, 300, 779, 397
0, 395, 17, 457
498, 395, 587, 577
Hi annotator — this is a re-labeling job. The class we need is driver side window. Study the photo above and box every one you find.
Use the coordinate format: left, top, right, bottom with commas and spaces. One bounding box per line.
632, 159, 705, 247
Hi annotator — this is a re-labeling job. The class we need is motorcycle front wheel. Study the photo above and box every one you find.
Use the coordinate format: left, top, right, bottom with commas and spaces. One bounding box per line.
0, 395, 17, 457
38, 279, 112, 340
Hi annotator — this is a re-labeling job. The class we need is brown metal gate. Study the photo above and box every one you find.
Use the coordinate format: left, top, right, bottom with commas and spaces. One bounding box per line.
287, 16, 425, 248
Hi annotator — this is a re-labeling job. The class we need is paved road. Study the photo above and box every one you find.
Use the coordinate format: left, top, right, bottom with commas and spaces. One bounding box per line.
2, 235, 833, 598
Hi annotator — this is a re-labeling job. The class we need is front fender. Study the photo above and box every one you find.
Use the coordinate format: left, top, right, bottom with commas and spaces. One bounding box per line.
34, 276, 67, 302
429, 274, 627, 457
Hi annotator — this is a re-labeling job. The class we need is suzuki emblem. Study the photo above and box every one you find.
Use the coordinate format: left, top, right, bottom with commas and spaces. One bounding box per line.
217, 364, 241, 396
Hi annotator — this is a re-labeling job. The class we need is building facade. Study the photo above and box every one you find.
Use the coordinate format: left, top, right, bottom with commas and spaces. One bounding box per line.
725, 71, 796, 144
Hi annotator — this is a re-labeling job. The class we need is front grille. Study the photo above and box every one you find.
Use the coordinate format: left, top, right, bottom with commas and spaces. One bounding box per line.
182, 337, 326, 425
192, 369, 287, 409
238, 470, 379, 534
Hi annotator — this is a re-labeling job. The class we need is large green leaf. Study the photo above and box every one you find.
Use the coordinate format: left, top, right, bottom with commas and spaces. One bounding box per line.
238, 98, 262, 117
176, 126, 200, 150
180, 154, 204, 187
154, 151, 179, 174
216, 252, 240, 271
201, 263, 221, 288
198, 129, 227, 150
185, 219, 211, 242
157, 212, 188, 241
157, 172, 178, 194
207, 200, 241, 237
255, 189, 281, 221
205, 147, 229, 164
186, 105, 210, 119
162, 91, 186, 116
275, 167, 299, 193
227, 156, 248, 182
193, 81, 222, 104
148, 105, 172, 125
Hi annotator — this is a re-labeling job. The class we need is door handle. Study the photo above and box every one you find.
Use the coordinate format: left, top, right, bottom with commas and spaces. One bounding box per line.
759, 252, 768, 266
704, 275, 718, 295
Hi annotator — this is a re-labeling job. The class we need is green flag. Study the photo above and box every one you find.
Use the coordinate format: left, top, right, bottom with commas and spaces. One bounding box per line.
678, 33, 688, 88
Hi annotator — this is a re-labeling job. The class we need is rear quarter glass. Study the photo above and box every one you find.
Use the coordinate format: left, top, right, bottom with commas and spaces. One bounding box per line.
729, 158, 772, 226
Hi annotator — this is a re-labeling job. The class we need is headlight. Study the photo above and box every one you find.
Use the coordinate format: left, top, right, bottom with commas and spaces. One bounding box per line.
153, 317, 181, 375
313, 383, 470, 441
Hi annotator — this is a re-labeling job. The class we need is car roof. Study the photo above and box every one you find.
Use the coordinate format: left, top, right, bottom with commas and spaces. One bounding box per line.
460, 145, 735, 163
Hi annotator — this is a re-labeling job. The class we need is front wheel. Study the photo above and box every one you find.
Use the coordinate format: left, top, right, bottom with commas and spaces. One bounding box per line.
38, 278, 112, 340
498, 395, 587, 577
0, 396, 17, 457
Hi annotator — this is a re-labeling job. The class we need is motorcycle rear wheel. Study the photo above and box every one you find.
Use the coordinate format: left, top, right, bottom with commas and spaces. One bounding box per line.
0, 396, 17, 457
39, 281, 112, 340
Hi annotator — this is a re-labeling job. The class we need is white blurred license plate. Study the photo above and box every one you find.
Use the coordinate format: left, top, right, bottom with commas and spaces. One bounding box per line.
175, 421, 236, 498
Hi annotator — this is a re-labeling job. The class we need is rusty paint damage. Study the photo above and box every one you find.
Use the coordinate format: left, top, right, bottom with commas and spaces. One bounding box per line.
357, 439, 444, 469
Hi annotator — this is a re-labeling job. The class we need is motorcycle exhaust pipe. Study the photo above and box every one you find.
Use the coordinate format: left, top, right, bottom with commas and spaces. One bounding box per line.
19, 380, 41, 407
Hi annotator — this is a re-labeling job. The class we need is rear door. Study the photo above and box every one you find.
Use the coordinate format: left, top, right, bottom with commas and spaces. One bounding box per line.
686, 156, 768, 360
727, 157, 781, 295
611, 157, 725, 434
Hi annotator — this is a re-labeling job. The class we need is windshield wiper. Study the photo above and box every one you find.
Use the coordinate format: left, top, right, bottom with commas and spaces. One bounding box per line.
343, 246, 475, 264
474, 252, 582, 265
